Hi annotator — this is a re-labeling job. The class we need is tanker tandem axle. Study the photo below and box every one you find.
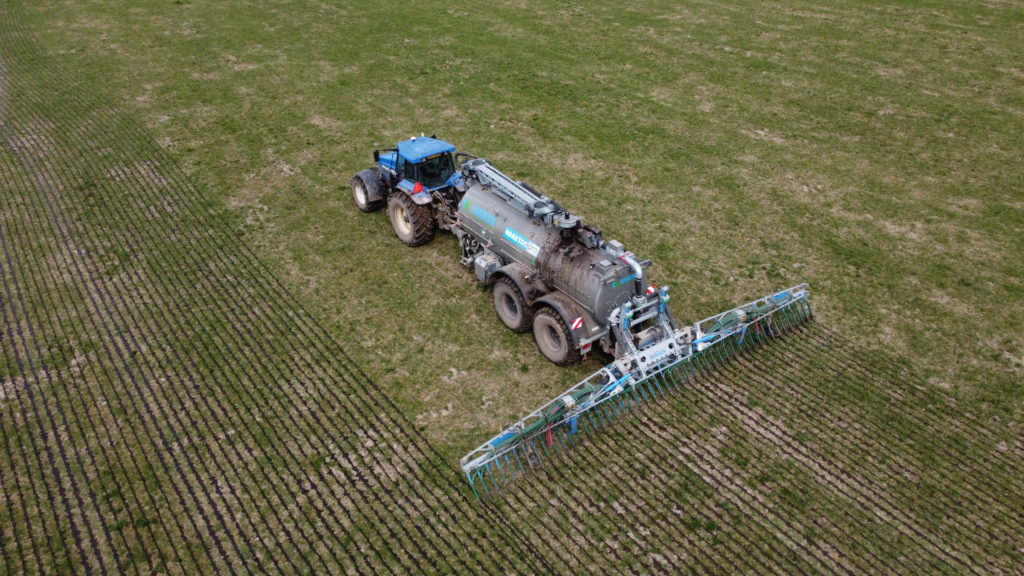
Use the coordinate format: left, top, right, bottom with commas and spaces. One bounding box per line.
351, 136, 676, 366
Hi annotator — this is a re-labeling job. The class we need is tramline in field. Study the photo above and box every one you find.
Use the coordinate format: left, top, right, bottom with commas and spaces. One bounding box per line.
351, 136, 813, 494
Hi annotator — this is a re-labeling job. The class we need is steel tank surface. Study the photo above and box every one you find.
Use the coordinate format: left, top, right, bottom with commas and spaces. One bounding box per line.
538, 240, 638, 319
457, 179, 639, 318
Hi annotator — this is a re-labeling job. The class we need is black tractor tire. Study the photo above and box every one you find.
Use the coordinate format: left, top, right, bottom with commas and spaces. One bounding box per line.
493, 277, 533, 333
387, 192, 436, 246
533, 308, 582, 366
352, 168, 385, 213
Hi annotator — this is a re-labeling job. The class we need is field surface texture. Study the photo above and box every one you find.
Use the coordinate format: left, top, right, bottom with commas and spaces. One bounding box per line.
2, 0, 1023, 574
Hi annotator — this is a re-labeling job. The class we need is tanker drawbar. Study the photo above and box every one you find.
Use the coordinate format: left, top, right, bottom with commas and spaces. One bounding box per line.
350, 136, 813, 496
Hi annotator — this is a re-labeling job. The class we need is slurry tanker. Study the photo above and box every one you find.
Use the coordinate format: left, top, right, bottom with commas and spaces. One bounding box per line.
352, 136, 812, 494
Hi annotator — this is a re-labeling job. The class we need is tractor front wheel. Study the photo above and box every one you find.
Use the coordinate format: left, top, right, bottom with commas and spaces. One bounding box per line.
352, 168, 385, 212
387, 193, 435, 246
533, 308, 581, 366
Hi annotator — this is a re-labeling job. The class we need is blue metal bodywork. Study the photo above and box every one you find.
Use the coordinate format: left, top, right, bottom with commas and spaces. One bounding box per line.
397, 176, 461, 193
378, 150, 398, 173
396, 137, 456, 163
378, 137, 461, 203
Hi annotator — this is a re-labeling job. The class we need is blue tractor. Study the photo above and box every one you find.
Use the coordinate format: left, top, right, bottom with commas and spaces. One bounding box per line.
351, 135, 465, 246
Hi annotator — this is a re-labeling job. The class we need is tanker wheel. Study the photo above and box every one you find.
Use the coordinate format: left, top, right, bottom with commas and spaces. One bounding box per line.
533, 308, 582, 367
351, 169, 385, 212
387, 193, 435, 246
493, 277, 533, 333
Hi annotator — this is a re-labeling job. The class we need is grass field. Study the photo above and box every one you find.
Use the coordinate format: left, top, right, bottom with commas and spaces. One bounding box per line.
2, 0, 1022, 574
20, 0, 1022, 436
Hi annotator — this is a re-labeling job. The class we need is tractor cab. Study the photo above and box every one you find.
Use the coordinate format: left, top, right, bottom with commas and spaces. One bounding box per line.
375, 137, 459, 200
358, 136, 465, 247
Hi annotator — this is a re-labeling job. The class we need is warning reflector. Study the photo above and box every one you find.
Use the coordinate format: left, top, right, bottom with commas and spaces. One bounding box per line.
571, 317, 583, 330
646, 285, 656, 295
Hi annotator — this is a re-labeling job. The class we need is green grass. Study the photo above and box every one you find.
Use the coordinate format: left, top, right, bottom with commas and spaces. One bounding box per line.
22, 0, 1022, 453
3, 0, 1023, 572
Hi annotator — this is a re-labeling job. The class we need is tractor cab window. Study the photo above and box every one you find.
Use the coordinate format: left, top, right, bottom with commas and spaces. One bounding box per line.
413, 153, 455, 188
400, 156, 415, 182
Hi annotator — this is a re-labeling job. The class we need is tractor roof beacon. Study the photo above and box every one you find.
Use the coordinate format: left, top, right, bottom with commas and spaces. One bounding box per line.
350, 135, 813, 495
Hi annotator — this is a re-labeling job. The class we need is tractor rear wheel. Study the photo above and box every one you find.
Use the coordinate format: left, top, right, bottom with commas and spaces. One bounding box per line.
493, 277, 533, 333
387, 193, 435, 246
533, 308, 581, 366
352, 168, 385, 212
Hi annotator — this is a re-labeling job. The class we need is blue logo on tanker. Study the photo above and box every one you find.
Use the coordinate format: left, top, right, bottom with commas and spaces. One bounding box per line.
504, 227, 541, 258
460, 199, 497, 228
612, 274, 637, 288
471, 205, 497, 228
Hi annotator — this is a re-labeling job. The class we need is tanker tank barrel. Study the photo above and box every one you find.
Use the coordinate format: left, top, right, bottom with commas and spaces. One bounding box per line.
462, 157, 580, 228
